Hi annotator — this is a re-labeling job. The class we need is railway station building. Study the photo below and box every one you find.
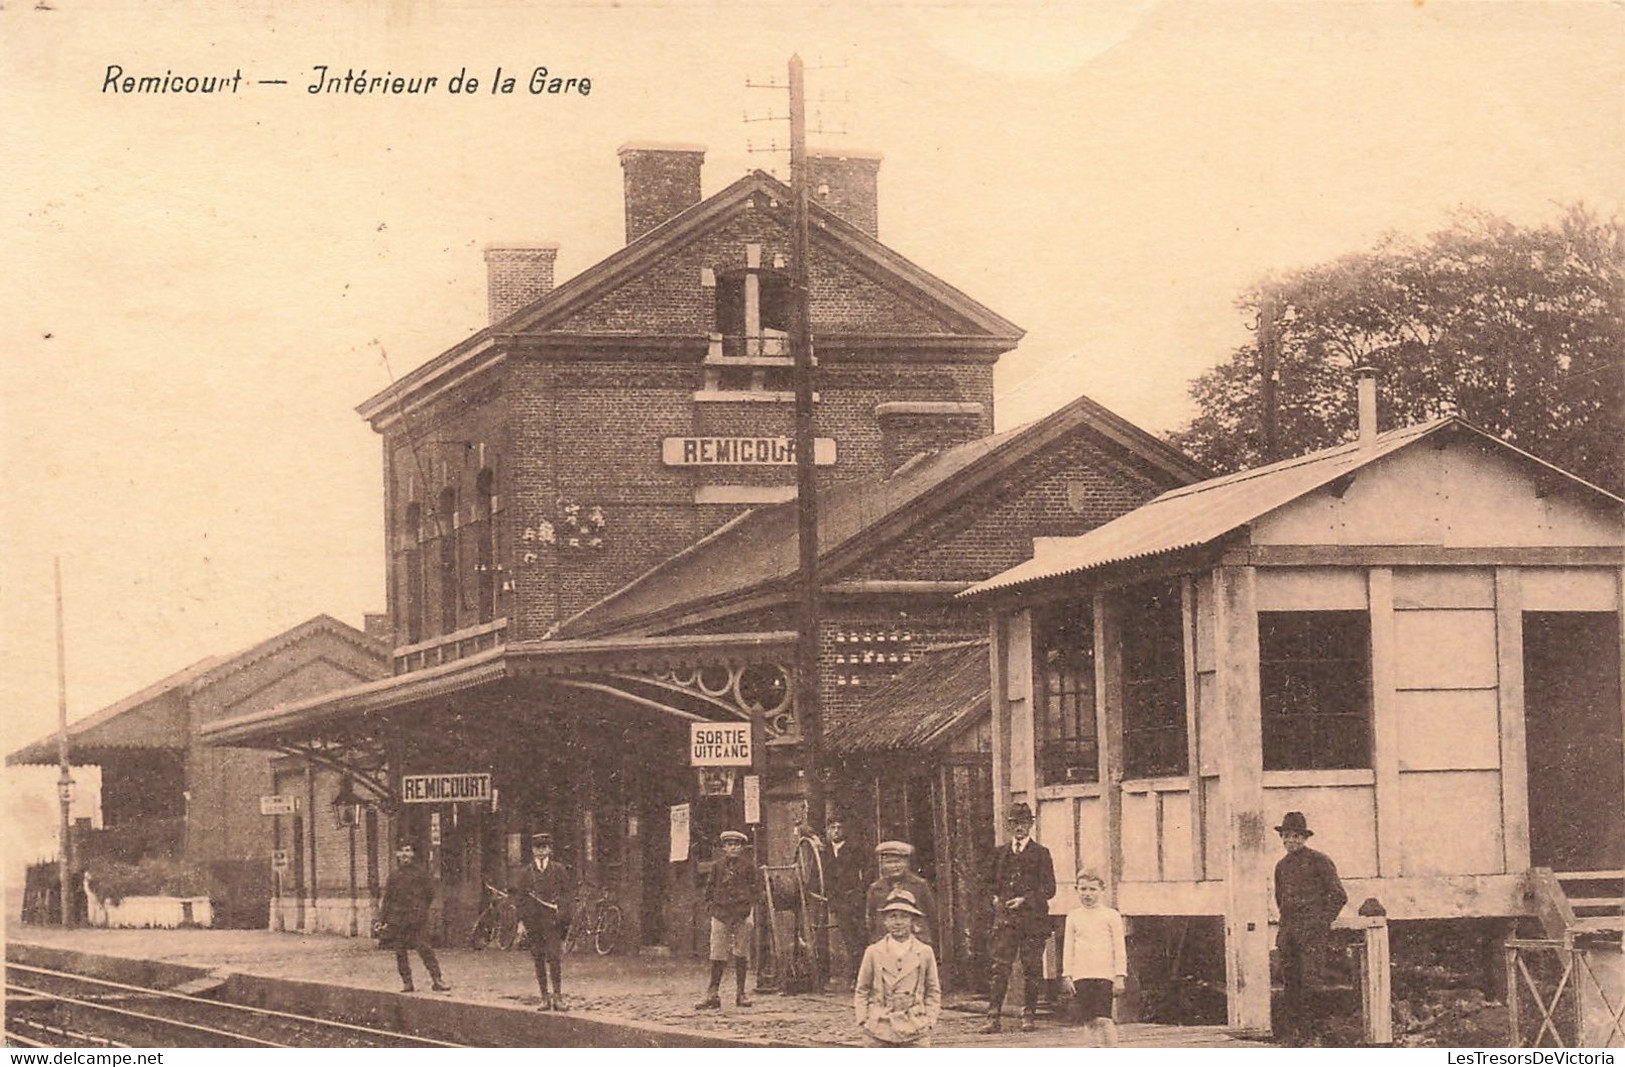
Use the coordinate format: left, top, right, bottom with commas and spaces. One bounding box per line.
199, 142, 1205, 965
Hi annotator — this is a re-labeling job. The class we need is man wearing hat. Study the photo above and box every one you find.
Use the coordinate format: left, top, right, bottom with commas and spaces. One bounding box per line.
378, 841, 451, 993
854, 888, 941, 1047
515, 831, 574, 1011
697, 829, 759, 1010
864, 841, 938, 947
1274, 811, 1347, 1045
823, 816, 869, 986
981, 802, 1055, 1033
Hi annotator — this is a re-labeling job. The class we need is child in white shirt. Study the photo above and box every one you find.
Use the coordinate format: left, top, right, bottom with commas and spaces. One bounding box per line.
1061, 872, 1127, 1047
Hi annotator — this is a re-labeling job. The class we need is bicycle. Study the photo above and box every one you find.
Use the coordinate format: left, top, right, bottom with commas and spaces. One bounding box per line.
563, 882, 623, 956
470, 882, 523, 950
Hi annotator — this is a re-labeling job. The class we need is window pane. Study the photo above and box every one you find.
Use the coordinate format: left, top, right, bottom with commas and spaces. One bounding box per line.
1259, 611, 1371, 770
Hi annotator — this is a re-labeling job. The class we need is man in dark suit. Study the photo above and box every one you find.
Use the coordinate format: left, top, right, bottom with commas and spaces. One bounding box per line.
1274, 811, 1347, 1045
515, 831, 575, 1011
824, 816, 869, 986
379, 841, 450, 993
981, 802, 1056, 1033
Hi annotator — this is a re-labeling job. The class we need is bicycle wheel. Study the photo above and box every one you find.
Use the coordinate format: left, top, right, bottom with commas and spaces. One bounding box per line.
497, 907, 520, 950
471, 907, 498, 950
594, 903, 623, 956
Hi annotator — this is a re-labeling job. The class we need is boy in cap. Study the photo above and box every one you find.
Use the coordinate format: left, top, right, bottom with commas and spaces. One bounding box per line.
378, 841, 451, 993
1273, 811, 1347, 1045
1061, 872, 1126, 1047
981, 802, 1056, 1033
854, 888, 941, 1047
696, 829, 759, 1010
864, 841, 938, 946
515, 831, 574, 1011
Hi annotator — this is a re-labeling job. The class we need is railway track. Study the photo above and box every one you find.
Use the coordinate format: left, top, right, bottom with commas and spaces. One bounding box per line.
4, 963, 466, 1048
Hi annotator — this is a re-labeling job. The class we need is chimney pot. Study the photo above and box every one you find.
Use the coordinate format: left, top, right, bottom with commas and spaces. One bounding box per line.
484, 244, 558, 325
1355, 366, 1378, 448
618, 142, 706, 244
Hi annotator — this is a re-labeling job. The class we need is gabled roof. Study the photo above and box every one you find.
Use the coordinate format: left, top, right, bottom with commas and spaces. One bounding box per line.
826, 640, 989, 755
962, 417, 1625, 598
358, 170, 1025, 424
552, 391, 1206, 639
6, 615, 388, 766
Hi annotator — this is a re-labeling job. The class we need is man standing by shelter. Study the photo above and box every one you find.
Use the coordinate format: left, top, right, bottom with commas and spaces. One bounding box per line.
378, 842, 450, 994
516, 831, 573, 1012
697, 829, 759, 1010
1274, 811, 1347, 1045
825, 816, 869, 986
981, 802, 1055, 1033
865, 841, 938, 947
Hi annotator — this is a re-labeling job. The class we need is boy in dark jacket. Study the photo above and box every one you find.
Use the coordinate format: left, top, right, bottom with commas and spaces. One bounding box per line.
379, 842, 450, 993
696, 829, 759, 1009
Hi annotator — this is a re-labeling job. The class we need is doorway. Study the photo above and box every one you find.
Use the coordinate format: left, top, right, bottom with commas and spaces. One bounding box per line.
1523, 612, 1624, 871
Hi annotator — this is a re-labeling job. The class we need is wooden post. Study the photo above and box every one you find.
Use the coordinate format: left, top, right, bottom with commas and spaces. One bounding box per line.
1340, 914, 1393, 1044
1495, 568, 1530, 873
1368, 568, 1402, 876
305, 764, 319, 932
1506, 943, 1521, 1046
989, 612, 1011, 831
1214, 565, 1271, 1035
1093, 591, 1125, 897
1182, 576, 1205, 880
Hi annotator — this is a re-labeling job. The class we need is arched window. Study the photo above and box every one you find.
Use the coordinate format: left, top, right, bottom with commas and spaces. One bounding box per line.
475, 469, 496, 624
403, 502, 424, 644
437, 487, 459, 635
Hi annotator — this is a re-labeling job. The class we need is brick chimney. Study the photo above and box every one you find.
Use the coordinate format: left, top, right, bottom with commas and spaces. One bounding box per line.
484, 244, 558, 324
809, 149, 882, 237
618, 142, 706, 244
875, 401, 986, 472
362, 612, 392, 645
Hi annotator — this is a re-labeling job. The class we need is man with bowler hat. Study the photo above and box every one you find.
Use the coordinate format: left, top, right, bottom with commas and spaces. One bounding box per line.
981, 802, 1055, 1033
1274, 811, 1347, 1045
824, 815, 869, 985
515, 831, 574, 1011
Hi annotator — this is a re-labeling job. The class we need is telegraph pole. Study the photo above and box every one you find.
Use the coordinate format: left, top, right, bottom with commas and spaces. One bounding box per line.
54, 558, 75, 926
788, 50, 829, 995
1258, 292, 1280, 463
788, 55, 824, 837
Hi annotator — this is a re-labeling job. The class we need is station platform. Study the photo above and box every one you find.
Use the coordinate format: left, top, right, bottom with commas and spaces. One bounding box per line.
6, 926, 1267, 1048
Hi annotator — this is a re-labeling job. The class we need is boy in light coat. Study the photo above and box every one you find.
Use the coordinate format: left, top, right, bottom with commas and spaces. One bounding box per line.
1061, 872, 1126, 1047
854, 888, 941, 1047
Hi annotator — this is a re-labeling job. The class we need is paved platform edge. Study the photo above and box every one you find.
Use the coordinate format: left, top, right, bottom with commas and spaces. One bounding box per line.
6, 940, 793, 1048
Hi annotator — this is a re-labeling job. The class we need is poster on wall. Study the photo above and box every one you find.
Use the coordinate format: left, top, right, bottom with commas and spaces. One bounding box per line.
743, 775, 761, 825
669, 803, 691, 863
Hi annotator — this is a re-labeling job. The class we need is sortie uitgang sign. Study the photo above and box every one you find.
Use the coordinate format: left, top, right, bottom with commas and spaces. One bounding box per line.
690, 723, 751, 767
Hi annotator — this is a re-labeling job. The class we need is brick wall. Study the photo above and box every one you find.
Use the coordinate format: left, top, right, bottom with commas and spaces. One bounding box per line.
484, 246, 557, 324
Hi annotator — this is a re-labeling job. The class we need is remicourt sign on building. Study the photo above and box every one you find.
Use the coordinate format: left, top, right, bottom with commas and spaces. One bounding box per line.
401, 773, 493, 804
689, 723, 752, 766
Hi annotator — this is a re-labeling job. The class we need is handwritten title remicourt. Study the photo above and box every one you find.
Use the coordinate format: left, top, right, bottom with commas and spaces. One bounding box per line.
102, 65, 592, 96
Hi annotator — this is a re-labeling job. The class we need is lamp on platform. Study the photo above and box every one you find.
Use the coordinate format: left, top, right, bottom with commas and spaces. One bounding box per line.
331, 777, 363, 829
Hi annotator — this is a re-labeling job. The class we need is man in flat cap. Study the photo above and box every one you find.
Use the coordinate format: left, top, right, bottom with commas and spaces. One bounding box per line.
864, 841, 938, 947
1273, 811, 1347, 1045
378, 840, 451, 994
515, 831, 574, 1011
981, 802, 1055, 1033
697, 829, 759, 1010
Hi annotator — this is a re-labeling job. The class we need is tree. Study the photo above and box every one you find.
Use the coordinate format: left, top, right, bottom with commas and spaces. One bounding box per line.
1169, 206, 1624, 493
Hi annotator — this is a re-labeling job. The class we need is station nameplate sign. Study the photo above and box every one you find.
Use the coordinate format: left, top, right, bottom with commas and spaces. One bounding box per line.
260, 795, 299, 816
690, 723, 752, 767
662, 437, 836, 467
401, 773, 493, 804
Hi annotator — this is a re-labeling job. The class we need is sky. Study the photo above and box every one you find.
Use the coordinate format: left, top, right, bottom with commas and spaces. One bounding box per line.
2, 0, 1621, 756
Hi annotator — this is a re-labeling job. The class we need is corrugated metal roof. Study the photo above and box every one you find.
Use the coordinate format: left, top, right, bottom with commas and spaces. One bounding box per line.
962, 418, 1457, 597
826, 640, 989, 755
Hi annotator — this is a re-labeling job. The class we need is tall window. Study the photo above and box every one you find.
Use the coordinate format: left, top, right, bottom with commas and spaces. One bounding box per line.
475, 469, 496, 624
403, 502, 424, 644
707, 268, 793, 393
1122, 581, 1188, 779
437, 487, 459, 635
1259, 611, 1371, 770
1035, 603, 1098, 785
